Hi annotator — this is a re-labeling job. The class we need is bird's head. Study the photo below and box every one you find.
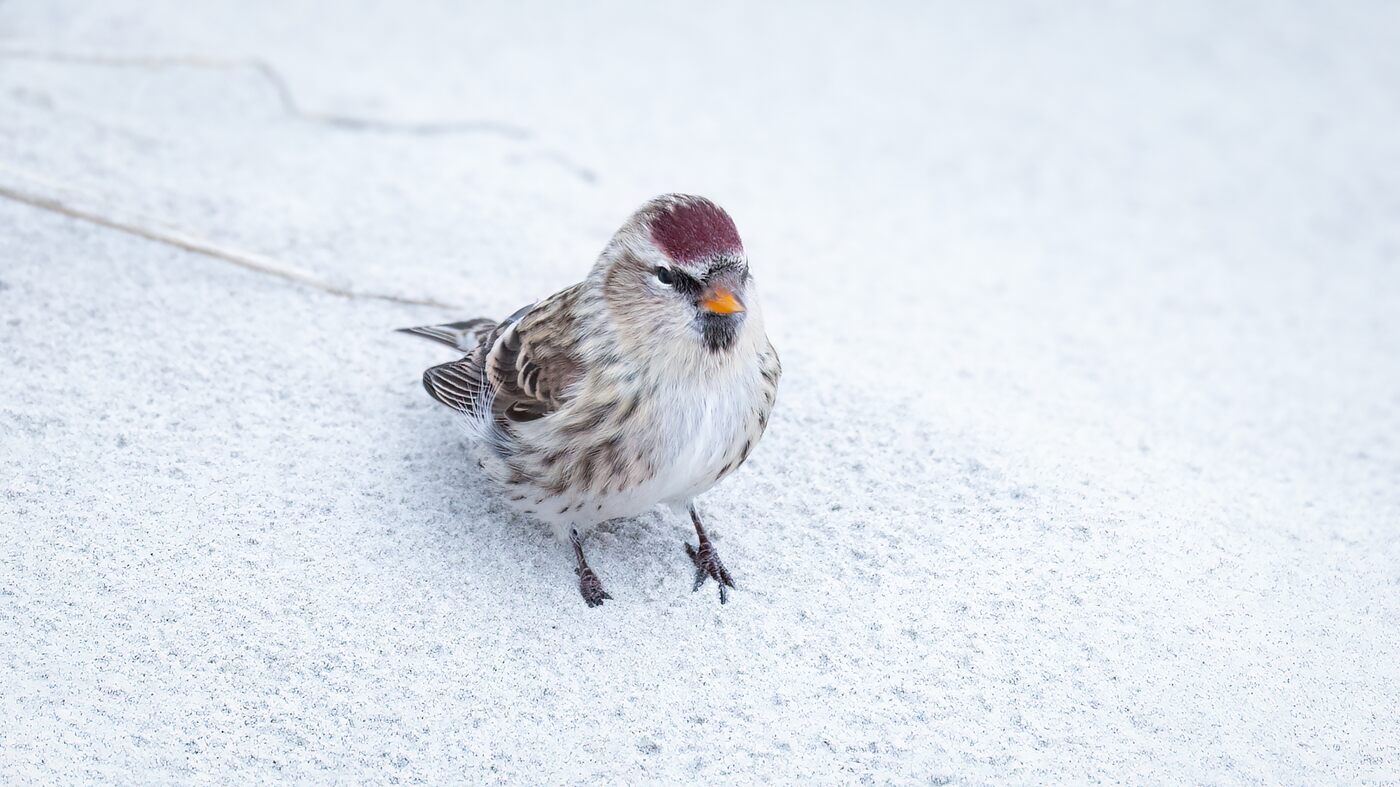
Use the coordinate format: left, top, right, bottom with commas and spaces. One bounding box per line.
599, 194, 756, 355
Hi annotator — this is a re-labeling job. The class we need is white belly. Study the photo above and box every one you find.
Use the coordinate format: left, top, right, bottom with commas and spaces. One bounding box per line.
651, 380, 752, 502
494, 371, 757, 539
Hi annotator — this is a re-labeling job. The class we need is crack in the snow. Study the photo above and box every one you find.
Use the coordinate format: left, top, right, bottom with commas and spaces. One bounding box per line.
0, 168, 455, 308
0, 49, 531, 139
0, 48, 598, 182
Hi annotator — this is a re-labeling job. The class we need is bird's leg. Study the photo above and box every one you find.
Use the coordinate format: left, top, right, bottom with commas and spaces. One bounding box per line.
571, 528, 611, 608
684, 505, 736, 603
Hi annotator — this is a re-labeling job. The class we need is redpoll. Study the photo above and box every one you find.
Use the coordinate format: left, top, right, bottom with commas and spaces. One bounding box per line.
400, 194, 780, 607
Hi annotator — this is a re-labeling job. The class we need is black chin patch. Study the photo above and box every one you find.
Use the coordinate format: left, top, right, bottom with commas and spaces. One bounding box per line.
700, 313, 741, 352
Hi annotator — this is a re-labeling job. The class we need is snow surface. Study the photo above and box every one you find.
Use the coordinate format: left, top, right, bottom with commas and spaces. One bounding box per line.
2, 1, 1399, 783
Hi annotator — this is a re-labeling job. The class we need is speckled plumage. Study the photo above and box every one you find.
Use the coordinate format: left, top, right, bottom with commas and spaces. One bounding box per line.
401, 194, 780, 606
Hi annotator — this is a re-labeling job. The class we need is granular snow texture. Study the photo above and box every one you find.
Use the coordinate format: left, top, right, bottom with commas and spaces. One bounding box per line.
2, 1, 1398, 783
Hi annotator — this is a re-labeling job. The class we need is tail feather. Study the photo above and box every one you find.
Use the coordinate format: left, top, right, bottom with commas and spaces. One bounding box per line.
396, 318, 496, 352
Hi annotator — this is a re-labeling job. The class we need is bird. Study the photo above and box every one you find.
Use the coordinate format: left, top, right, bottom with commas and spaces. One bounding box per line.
399, 194, 781, 607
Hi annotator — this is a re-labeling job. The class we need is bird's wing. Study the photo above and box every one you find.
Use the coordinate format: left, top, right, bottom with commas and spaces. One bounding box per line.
482, 289, 584, 423
417, 290, 584, 424
421, 356, 490, 415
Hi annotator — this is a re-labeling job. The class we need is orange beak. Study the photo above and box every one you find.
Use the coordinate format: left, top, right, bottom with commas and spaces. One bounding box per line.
700, 287, 745, 315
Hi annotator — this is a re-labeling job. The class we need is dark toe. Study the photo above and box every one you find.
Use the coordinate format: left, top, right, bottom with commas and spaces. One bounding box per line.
684, 541, 736, 601
578, 567, 610, 607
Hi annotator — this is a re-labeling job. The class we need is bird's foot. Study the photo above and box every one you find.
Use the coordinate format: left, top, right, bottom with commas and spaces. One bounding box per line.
684, 538, 736, 604
575, 564, 612, 608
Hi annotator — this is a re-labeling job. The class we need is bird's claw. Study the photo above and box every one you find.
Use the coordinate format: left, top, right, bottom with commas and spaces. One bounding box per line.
685, 540, 736, 604
576, 565, 612, 608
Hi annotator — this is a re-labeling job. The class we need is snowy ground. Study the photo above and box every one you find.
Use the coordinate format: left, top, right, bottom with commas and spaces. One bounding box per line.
2, 1, 1399, 783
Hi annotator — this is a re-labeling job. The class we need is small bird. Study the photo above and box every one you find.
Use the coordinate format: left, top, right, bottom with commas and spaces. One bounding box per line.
399, 194, 781, 606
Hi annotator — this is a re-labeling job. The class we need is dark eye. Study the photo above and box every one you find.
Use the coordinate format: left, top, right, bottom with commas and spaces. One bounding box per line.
654, 266, 674, 285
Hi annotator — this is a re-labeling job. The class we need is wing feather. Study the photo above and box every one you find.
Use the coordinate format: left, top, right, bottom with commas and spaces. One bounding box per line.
485, 289, 584, 423
396, 318, 497, 351
414, 288, 585, 428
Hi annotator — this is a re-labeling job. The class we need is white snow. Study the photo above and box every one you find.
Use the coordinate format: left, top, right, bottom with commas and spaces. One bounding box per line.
2, 1, 1399, 782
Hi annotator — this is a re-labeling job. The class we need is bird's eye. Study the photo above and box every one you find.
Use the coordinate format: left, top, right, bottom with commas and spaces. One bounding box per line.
654, 266, 674, 285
